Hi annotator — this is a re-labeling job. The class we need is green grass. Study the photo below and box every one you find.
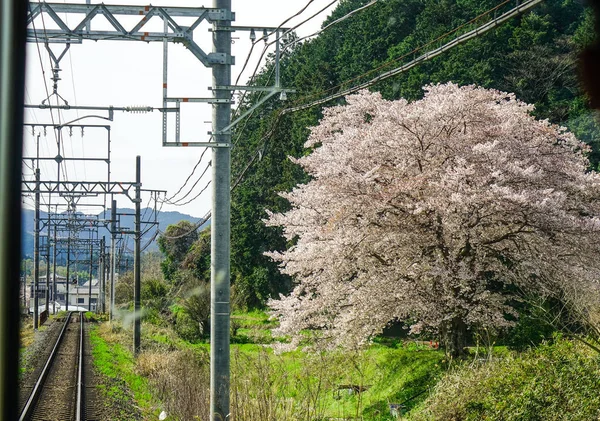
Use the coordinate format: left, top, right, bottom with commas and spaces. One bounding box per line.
313, 345, 446, 420
89, 324, 161, 419
228, 338, 446, 420
407, 337, 600, 420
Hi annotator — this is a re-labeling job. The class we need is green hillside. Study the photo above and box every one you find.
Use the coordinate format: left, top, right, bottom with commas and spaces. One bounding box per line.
229, 0, 599, 308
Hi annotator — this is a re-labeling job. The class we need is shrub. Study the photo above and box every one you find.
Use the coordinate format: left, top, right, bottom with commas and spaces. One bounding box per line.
408, 338, 600, 421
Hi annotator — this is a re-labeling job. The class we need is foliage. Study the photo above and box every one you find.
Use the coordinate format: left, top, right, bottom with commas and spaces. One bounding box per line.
169, 304, 202, 342
266, 84, 600, 356
407, 338, 600, 420
137, 348, 210, 420
157, 220, 199, 281
114, 271, 134, 306
132, 312, 446, 421
229, 0, 598, 312
181, 282, 211, 337
181, 227, 211, 282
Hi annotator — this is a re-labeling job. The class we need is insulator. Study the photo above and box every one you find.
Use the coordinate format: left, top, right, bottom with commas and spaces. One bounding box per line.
69, 127, 73, 137
125, 105, 152, 113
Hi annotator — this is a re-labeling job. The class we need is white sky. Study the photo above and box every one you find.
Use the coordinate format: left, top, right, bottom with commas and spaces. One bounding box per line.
23, 0, 339, 218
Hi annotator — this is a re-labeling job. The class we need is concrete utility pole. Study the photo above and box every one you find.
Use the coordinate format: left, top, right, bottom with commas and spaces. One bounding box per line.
52, 226, 57, 314
133, 156, 141, 355
110, 199, 116, 321
45, 212, 51, 314
211, 0, 232, 418
33, 168, 40, 329
66, 235, 70, 311
100, 236, 105, 313
88, 233, 93, 312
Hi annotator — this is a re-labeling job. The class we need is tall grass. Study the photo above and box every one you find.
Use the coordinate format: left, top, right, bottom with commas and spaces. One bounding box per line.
408, 337, 600, 421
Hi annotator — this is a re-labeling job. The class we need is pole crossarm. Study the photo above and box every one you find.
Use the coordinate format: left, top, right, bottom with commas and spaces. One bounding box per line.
22, 180, 137, 199
41, 217, 111, 230
26, 3, 235, 66
54, 238, 102, 246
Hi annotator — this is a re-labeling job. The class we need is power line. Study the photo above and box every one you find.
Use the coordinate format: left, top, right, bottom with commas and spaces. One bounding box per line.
283, 0, 379, 52
160, 161, 212, 206
33, 1, 71, 183
161, 146, 210, 204
167, 180, 211, 207
283, 0, 527, 113
229, 0, 545, 197
233, 0, 322, 89
232, 0, 338, 120
157, 211, 211, 240
159, 1, 342, 211
231, 0, 378, 143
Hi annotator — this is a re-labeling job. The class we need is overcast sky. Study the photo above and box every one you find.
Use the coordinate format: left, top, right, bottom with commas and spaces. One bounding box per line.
23, 0, 339, 218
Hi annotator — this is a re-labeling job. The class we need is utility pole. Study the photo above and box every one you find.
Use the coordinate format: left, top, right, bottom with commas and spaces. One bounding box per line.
100, 236, 105, 313
66, 235, 70, 311
110, 199, 116, 321
45, 212, 51, 314
88, 234, 93, 312
33, 168, 40, 329
211, 0, 232, 418
133, 156, 141, 355
52, 225, 57, 314
0, 1, 28, 417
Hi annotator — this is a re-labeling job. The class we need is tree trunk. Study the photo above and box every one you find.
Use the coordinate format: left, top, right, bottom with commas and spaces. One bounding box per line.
441, 317, 468, 358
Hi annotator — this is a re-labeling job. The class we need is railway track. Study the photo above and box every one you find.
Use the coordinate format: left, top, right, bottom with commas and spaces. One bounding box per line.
19, 312, 87, 421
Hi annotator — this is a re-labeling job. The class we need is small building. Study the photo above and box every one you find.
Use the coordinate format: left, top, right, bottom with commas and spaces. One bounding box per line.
68, 279, 100, 311
27, 274, 101, 311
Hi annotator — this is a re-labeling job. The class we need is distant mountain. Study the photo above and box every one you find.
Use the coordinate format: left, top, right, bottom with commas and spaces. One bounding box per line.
21, 207, 208, 259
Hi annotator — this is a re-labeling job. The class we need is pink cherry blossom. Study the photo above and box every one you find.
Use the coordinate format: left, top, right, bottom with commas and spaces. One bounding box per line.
265, 83, 600, 353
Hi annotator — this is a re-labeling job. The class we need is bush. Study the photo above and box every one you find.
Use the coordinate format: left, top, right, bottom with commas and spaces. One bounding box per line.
408, 338, 600, 421
170, 304, 202, 342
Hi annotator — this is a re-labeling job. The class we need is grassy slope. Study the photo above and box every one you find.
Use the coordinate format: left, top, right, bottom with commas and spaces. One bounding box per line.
90, 311, 600, 420
90, 310, 447, 420
89, 323, 154, 419
408, 338, 600, 421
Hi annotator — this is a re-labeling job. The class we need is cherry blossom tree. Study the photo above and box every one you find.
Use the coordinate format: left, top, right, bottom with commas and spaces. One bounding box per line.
265, 83, 600, 356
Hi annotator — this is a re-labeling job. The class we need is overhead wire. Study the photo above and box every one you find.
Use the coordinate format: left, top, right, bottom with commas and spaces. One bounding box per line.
159, 1, 339, 212
282, 0, 379, 52
160, 145, 211, 204
232, 0, 338, 122
62, 0, 86, 180
35, 1, 71, 184
28, 2, 66, 186
231, 0, 378, 148
282, 0, 521, 113
161, 160, 212, 206
229, 0, 544, 196
155, 0, 380, 238
232, 0, 322, 90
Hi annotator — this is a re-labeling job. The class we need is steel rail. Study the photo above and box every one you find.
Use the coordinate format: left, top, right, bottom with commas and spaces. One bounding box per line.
19, 311, 74, 421
76, 313, 84, 421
